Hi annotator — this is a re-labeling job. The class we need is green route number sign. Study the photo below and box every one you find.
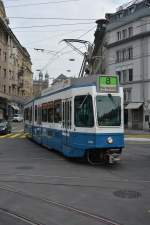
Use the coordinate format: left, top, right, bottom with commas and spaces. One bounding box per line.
97, 75, 119, 93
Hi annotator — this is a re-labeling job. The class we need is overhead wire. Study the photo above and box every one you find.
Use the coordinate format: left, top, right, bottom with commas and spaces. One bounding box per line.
25, 28, 91, 47
12, 28, 92, 33
5, 0, 80, 8
8, 16, 96, 21
40, 25, 96, 71
11, 22, 94, 29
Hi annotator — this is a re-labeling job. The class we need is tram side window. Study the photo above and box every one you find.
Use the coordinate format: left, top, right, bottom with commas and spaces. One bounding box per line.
26, 108, 29, 120
24, 108, 28, 120
54, 100, 62, 123
29, 107, 32, 122
35, 105, 37, 122
74, 95, 94, 127
69, 101, 72, 129
42, 103, 48, 122
48, 101, 53, 123
37, 106, 42, 124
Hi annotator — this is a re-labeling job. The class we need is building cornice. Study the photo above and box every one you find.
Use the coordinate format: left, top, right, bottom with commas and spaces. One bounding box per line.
121, 79, 150, 85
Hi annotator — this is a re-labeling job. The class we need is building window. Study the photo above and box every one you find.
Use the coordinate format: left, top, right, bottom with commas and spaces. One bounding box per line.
129, 69, 133, 81
9, 70, 11, 80
123, 70, 127, 83
12, 71, 14, 80
4, 52, 7, 62
3, 69, 6, 79
128, 27, 133, 37
54, 100, 62, 123
122, 49, 127, 61
116, 50, 122, 62
122, 29, 127, 39
128, 47, 133, 59
3, 85, 6, 93
116, 47, 133, 63
117, 31, 121, 41
116, 69, 133, 84
128, 6, 135, 15
9, 86, 11, 94
116, 27, 133, 42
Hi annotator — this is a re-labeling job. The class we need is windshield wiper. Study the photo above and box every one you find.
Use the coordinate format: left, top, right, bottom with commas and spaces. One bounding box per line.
78, 94, 89, 109
108, 93, 118, 107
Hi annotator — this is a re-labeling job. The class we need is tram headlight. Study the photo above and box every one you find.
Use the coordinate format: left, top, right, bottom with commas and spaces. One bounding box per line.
107, 136, 113, 144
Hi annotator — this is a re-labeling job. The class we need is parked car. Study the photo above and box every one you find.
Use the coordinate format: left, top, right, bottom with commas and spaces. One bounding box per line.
12, 114, 23, 122
0, 119, 12, 134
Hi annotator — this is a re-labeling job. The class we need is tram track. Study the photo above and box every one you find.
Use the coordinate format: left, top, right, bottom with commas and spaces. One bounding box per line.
0, 208, 44, 225
0, 184, 123, 225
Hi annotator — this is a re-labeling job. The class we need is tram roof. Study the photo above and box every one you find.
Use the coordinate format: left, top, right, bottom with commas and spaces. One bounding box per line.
41, 74, 98, 96
24, 75, 98, 105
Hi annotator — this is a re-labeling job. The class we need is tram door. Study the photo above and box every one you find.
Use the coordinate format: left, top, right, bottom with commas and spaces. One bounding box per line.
62, 99, 72, 146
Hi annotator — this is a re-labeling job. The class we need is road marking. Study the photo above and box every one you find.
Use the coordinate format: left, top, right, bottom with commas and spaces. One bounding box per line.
0, 134, 12, 138
0, 133, 26, 139
20, 134, 27, 139
9, 133, 23, 138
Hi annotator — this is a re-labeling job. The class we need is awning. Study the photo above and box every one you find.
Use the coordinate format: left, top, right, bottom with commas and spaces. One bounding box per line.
125, 102, 143, 109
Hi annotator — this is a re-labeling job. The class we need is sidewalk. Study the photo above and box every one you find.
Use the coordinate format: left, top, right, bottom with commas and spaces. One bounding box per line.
125, 129, 150, 142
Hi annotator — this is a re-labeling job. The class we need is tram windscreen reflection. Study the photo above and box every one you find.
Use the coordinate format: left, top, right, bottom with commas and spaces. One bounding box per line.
96, 95, 121, 126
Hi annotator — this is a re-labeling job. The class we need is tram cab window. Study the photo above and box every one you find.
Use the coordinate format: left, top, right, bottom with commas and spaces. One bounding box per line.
42, 103, 48, 122
74, 95, 94, 127
96, 95, 121, 126
48, 101, 54, 123
54, 100, 62, 123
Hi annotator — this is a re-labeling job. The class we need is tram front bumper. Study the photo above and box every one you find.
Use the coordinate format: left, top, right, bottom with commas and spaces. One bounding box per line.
95, 133, 124, 149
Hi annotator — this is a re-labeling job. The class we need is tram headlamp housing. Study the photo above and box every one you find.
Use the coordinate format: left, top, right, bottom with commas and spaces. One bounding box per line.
107, 136, 113, 144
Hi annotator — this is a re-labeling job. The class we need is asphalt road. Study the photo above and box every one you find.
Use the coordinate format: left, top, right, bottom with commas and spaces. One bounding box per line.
0, 124, 150, 225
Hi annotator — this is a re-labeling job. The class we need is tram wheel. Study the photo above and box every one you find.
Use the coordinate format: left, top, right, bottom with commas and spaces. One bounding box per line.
86, 150, 102, 165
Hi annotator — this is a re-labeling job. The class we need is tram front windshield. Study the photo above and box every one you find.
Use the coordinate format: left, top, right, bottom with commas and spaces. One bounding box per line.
96, 95, 121, 126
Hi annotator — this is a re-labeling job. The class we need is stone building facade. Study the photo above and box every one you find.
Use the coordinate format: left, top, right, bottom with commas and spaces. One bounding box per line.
33, 72, 49, 97
0, 0, 33, 119
91, 0, 150, 130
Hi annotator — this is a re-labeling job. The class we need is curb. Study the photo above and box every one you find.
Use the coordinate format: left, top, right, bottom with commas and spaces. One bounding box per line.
125, 138, 150, 142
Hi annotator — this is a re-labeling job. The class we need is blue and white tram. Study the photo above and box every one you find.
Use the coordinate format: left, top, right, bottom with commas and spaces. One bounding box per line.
24, 75, 124, 164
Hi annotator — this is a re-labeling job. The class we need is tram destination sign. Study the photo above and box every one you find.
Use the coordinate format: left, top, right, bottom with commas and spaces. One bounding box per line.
97, 75, 119, 93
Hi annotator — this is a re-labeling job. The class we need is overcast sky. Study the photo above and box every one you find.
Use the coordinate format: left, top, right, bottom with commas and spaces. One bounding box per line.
3, 0, 126, 82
